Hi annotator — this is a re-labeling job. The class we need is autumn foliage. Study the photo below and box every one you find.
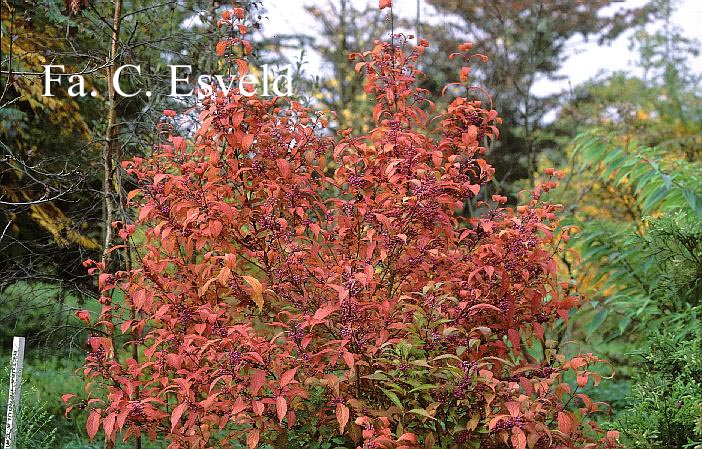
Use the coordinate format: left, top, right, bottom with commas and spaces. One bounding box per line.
68, 5, 619, 449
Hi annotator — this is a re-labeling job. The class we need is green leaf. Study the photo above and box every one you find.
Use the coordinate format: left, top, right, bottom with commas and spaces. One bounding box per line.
408, 408, 437, 420
683, 189, 702, 217
586, 309, 608, 338
409, 384, 437, 393
618, 315, 632, 335
362, 372, 388, 381
380, 388, 403, 409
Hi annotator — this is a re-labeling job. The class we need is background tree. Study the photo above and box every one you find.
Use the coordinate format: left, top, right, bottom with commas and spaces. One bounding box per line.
0, 0, 272, 349
302, 0, 385, 132
416, 0, 655, 190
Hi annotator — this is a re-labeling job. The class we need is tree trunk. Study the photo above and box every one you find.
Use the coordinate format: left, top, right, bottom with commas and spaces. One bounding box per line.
101, 0, 123, 269
103, 2, 124, 448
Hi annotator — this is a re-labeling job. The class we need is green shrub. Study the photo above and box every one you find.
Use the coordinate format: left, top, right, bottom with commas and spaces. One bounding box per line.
616, 329, 702, 449
0, 371, 57, 449
565, 132, 702, 448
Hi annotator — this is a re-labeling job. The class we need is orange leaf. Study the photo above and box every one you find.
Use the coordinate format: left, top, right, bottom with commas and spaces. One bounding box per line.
342, 352, 355, 371
313, 303, 337, 320
511, 427, 527, 449
242, 40, 253, 55
242, 275, 264, 311
336, 403, 350, 433
235, 59, 249, 75
557, 411, 572, 435
215, 40, 229, 57
460, 66, 471, 82
247, 429, 260, 449
242, 134, 255, 150
606, 430, 620, 442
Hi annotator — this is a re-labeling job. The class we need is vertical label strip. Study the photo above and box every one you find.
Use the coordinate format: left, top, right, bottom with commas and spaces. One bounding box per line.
3, 337, 25, 449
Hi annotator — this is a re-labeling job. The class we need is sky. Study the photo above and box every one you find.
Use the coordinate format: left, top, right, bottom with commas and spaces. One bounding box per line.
262, 0, 702, 96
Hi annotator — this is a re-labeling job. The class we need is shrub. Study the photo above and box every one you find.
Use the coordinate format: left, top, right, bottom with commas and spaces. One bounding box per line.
67, 6, 616, 449
617, 328, 702, 449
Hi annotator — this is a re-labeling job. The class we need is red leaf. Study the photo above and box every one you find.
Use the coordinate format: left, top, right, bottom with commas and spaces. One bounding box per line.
252, 400, 265, 416
313, 303, 337, 320
171, 403, 187, 432
75, 309, 91, 324
533, 322, 545, 341
242, 134, 254, 150
398, 433, 417, 443
103, 412, 117, 440
606, 430, 620, 442
379, 0, 392, 9
250, 369, 266, 396
276, 159, 291, 178
231, 399, 247, 415
276, 396, 287, 423
507, 328, 521, 352
210, 220, 223, 237
577, 372, 589, 387
79, 27, 610, 449
505, 401, 520, 417
86, 410, 101, 441
280, 367, 297, 387
342, 352, 355, 371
